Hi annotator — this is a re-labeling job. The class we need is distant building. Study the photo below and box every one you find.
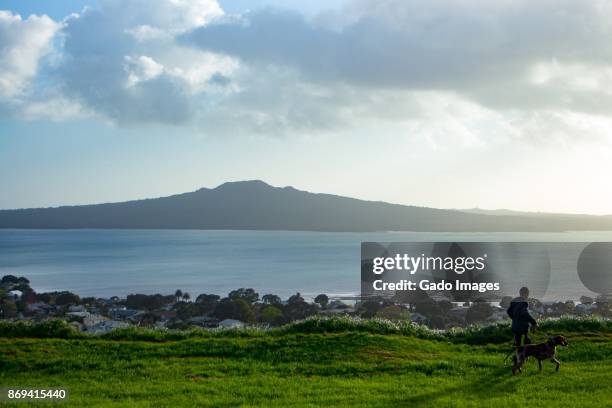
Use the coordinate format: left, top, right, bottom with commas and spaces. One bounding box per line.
188, 316, 219, 328
410, 312, 428, 324
66, 311, 90, 319
575, 303, 596, 315
86, 320, 129, 334
218, 319, 245, 329
8, 290, 22, 301
83, 314, 105, 328
109, 307, 141, 320
26, 302, 51, 313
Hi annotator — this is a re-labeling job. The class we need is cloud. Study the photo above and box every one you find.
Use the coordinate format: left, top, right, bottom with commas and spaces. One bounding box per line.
50, 0, 234, 125
185, 0, 612, 115
3, 0, 612, 143
124, 55, 164, 87
0, 11, 60, 99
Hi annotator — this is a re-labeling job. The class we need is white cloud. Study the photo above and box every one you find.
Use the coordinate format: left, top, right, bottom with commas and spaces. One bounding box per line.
20, 95, 90, 121
49, 0, 237, 125
3, 0, 612, 146
186, 0, 612, 116
0, 11, 60, 98
125, 25, 171, 42
125, 55, 165, 87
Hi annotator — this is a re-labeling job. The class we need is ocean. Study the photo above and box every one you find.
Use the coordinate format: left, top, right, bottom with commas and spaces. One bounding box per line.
1, 229, 611, 301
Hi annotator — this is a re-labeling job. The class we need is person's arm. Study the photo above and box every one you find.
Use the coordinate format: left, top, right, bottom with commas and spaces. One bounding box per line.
521, 302, 538, 326
520, 304, 537, 326
526, 311, 537, 326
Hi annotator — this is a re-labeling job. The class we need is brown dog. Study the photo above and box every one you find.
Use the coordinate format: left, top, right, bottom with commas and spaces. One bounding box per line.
512, 335, 568, 375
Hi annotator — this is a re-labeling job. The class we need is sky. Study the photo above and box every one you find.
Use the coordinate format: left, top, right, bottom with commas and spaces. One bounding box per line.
1, 0, 612, 214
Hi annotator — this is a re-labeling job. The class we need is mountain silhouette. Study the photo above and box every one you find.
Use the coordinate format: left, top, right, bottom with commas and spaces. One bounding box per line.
1, 180, 611, 232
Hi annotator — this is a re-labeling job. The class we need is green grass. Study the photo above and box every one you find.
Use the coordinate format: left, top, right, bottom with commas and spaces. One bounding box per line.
1, 317, 611, 407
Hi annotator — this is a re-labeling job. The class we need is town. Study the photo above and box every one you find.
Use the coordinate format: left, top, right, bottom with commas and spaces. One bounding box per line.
1, 274, 610, 334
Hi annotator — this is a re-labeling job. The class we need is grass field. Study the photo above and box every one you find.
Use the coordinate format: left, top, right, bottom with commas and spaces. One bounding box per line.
1, 318, 611, 407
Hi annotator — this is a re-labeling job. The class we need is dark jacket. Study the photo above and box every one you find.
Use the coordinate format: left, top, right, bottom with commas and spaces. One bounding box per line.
506, 297, 537, 333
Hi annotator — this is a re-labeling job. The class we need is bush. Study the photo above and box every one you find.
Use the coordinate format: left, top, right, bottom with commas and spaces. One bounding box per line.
0, 315, 609, 343
0, 319, 83, 339
278, 315, 444, 340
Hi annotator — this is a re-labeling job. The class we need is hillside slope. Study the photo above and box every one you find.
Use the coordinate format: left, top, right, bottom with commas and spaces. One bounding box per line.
2, 180, 612, 231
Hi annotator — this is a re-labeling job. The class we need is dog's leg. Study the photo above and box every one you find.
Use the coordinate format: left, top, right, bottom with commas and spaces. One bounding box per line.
552, 358, 560, 372
538, 359, 542, 371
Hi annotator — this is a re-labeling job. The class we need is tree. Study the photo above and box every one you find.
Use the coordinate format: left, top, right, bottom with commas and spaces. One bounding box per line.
580, 296, 594, 305
287, 292, 304, 305
500, 296, 513, 309
465, 302, 493, 324
126, 294, 172, 310
196, 293, 220, 303
0, 299, 17, 318
174, 290, 183, 303
314, 294, 329, 308
228, 288, 259, 304
528, 298, 543, 314
213, 298, 255, 322
174, 302, 204, 320
359, 300, 382, 318
284, 294, 316, 321
234, 298, 255, 323
214, 298, 236, 320
183, 292, 191, 302
55, 292, 80, 306
260, 306, 283, 325
376, 305, 410, 321
262, 294, 281, 305
36, 292, 54, 304
1, 275, 19, 285
594, 296, 611, 317
195, 294, 220, 313
564, 300, 576, 314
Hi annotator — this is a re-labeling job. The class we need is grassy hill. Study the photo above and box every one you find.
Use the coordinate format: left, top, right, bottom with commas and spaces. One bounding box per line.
1, 317, 611, 407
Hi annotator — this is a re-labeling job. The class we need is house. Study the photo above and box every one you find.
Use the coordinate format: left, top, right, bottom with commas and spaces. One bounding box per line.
319, 307, 353, 316
327, 300, 350, 310
109, 307, 141, 320
410, 312, 428, 324
430, 292, 452, 303
218, 319, 245, 329
575, 303, 596, 315
159, 311, 176, 320
86, 320, 129, 334
26, 302, 51, 313
68, 305, 86, 313
83, 313, 105, 328
8, 290, 22, 301
127, 311, 147, 324
487, 306, 508, 323
66, 311, 90, 319
188, 316, 219, 328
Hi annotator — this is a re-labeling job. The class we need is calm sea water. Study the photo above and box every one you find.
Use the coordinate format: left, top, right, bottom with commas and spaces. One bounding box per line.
1, 229, 610, 301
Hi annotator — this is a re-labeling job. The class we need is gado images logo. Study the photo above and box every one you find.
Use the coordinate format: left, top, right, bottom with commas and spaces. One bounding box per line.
361, 242, 612, 302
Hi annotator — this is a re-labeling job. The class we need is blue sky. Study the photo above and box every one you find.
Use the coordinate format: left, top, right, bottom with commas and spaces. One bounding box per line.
2, 0, 612, 214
